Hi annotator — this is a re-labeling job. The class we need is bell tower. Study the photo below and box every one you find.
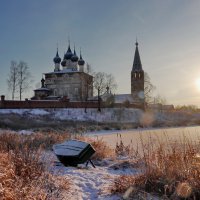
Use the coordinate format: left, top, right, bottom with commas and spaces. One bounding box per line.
131, 41, 144, 103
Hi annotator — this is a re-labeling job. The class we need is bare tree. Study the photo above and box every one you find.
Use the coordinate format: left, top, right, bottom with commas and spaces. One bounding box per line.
144, 72, 168, 106
93, 72, 107, 95
105, 73, 117, 93
93, 72, 117, 95
85, 63, 94, 75
79, 73, 93, 113
153, 94, 167, 105
17, 61, 32, 100
7, 61, 18, 100
144, 72, 156, 104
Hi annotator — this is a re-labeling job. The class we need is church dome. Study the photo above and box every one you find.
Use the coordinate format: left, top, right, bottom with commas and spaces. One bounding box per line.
64, 45, 73, 60
61, 59, 66, 67
53, 50, 61, 64
71, 49, 79, 62
78, 54, 85, 66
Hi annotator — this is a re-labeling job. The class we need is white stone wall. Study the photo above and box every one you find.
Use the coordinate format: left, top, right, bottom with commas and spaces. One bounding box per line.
45, 72, 93, 101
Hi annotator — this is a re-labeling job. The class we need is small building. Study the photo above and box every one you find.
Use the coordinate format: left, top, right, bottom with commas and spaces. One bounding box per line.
148, 103, 174, 111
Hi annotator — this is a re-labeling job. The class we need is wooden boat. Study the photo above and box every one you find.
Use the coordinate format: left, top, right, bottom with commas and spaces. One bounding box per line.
53, 139, 96, 167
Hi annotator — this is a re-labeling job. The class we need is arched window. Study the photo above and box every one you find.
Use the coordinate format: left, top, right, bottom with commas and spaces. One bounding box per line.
54, 89, 57, 96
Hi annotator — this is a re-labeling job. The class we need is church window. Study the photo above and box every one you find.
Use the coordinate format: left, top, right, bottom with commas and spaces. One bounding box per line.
54, 89, 57, 96
75, 88, 78, 95
64, 88, 69, 96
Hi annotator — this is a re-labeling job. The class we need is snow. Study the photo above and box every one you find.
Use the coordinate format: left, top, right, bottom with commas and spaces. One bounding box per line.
113, 94, 134, 104
18, 130, 34, 135
1, 107, 200, 127
58, 140, 89, 149
0, 109, 49, 115
45, 68, 80, 74
0, 108, 143, 123
0, 109, 26, 114
53, 147, 80, 156
1, 107, 200, 126
29, 109, 49, 115
53, 140, 91, 156
88, 126, 200, 150
44, 151, 141, 200
34, 87, 50, 91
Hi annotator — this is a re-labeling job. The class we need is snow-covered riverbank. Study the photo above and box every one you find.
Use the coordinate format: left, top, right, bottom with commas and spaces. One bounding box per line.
87, 125, 200, 148
1, 108, 200, 129
43, 151, 142, 200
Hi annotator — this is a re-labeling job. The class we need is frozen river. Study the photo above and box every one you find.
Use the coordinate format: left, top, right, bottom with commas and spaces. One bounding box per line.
88, 126, 200, 149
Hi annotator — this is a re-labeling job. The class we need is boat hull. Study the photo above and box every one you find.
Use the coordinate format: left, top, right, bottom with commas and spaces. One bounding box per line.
53, 140, 96, 167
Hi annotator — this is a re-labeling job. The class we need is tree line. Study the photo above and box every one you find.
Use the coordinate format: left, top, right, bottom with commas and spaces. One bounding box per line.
7, 61, 32, 100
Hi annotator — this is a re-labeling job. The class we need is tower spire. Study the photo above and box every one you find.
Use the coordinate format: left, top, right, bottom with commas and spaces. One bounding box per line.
80, 47, 82, 59
132, 40, 142, 72
68, 35, 70, 47
131, 39, 144, 105
78, 47, 85, 66
136, 37, 138, 45
74, 43, 76, 54
56, 42, 59, 57
53, 45, 61, 64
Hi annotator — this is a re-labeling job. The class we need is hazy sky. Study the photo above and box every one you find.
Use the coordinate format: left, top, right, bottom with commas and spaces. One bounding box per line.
1, 0, 200, 106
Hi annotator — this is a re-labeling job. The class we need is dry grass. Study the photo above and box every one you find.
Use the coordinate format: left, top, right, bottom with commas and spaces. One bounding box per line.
0, 130, 114, 199
0, 131, 72, 200
0, 151, 71, 200
115, 133, 139, 158
111, 135, 200, 199
74, 135, 115, 160
0, 131, 70, 151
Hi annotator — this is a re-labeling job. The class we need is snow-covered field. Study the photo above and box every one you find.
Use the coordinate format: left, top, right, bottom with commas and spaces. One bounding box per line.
88, 126, 200, 148
44, 151, 142, 200
1, 108, 200, 199
43, 126, 200, 199
0, 108, 199, 127
0, 108, 143, 123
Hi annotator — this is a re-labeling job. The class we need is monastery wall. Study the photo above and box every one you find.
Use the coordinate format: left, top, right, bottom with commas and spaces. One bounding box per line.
0, 95, 144, 110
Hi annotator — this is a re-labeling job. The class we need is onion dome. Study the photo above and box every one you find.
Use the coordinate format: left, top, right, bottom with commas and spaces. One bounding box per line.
61, 52, 66, 66
53, 49, 61, 64
78, 52, 85, 66
61, 60, 66, 67
64, 45, 73, 60
71, 48, 79, 62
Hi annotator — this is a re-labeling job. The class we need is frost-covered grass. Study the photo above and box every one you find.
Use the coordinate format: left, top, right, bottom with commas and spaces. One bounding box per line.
2, 127, 200, 199
110, 135, 200, 199
0, 130, 123, 199
74, 135, 115, 161
0, 131, 71, 200
0, 131, 71, 151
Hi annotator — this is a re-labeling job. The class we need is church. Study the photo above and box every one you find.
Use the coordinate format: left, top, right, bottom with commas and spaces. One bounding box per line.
32, 40, 145, 107
101, 41, 145, 106
32, 44, 93, 101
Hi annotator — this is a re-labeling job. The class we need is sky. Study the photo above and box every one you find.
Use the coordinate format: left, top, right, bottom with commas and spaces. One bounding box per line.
1, 0, 200, 106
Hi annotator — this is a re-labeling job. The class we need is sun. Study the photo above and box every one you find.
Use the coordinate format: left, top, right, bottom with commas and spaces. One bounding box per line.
195, 78, 200, 91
